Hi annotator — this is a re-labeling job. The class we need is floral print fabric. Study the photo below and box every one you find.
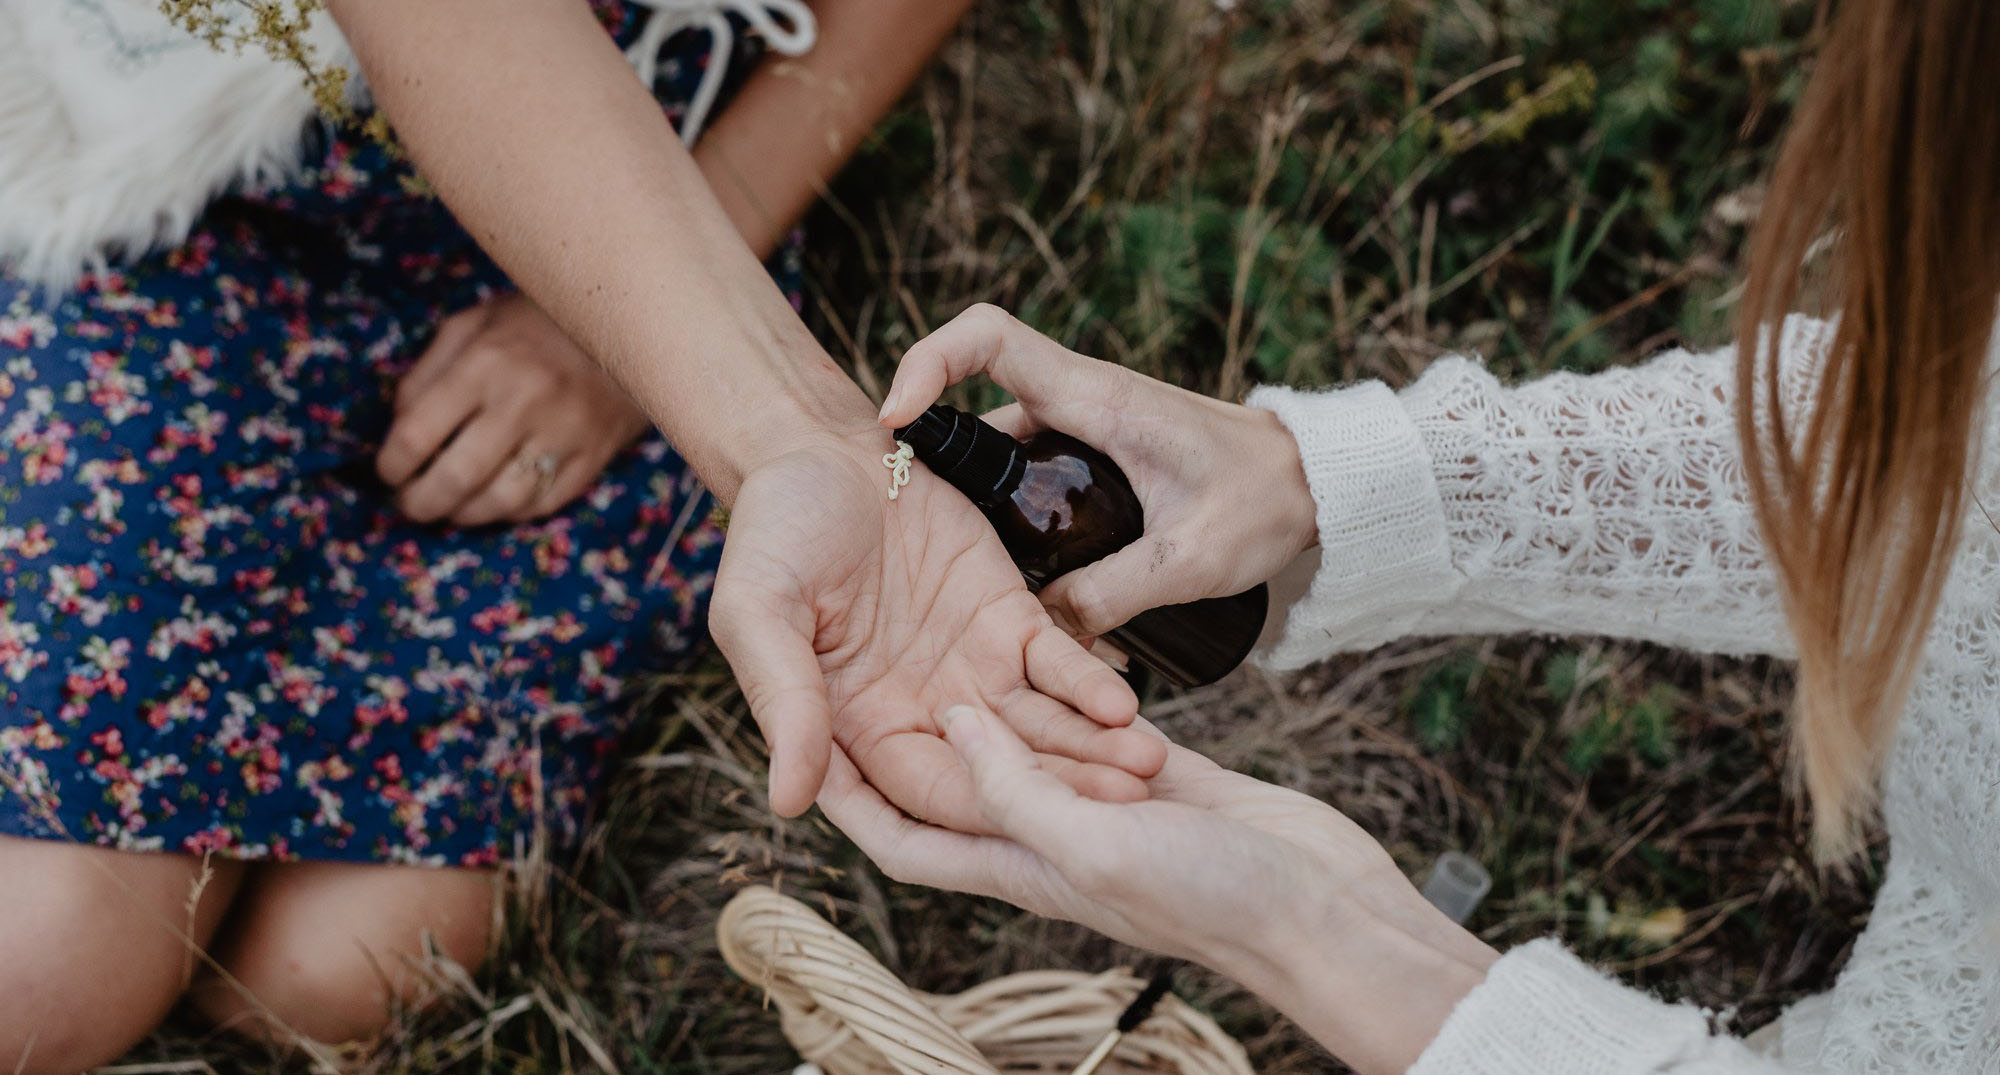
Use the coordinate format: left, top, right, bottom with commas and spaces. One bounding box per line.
0, 9, 790, 866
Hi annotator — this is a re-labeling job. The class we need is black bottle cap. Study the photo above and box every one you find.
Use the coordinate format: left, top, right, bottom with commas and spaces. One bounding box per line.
894, 404, 1025, 506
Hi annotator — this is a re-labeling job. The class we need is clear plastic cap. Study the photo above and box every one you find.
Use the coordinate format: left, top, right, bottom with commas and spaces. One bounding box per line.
1420, 851, 1493, 925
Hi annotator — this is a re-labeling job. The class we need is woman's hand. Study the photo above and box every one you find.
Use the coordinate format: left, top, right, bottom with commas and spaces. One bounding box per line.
711, 442, 1167, 825
376, 293, 652, 527
878, 305, 1320, 640
818, 705, 1498, 1074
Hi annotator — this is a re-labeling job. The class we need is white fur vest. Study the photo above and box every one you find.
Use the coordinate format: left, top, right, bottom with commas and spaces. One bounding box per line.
0, 0, 351, 289
0, 0, 816, 292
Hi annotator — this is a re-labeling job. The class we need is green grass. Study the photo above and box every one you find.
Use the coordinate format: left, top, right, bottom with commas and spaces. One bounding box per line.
126, 0, 1873, 1071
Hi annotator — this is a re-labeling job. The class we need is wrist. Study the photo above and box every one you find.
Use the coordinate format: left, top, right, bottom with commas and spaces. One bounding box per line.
1226, 871, 1497, 1075
627, 316, 885, 504
1245, 405, 1319, 558
701, 392, 887, 505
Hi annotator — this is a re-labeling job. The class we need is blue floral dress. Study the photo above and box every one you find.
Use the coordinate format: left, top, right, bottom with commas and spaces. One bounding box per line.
0, 4, 791, 867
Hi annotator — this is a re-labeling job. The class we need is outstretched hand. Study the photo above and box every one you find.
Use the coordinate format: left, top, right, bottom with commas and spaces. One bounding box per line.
709, 439, 1166, 828
820, 702, 1409, 980
818, 703, 1498, 1075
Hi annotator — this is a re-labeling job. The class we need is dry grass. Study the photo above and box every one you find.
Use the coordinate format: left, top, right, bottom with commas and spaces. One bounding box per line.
123, 0, 1875, 1071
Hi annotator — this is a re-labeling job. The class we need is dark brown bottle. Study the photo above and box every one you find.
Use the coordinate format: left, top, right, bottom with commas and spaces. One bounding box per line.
895, 404, 1268, 689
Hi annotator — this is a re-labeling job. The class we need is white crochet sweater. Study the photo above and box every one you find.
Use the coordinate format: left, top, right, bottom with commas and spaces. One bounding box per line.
1248, 316, 2000, 1073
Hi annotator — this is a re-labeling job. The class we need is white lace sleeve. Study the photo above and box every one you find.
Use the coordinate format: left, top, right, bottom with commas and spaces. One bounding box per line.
1407, 940, 1794, 1074
1247, 318, 1832, 669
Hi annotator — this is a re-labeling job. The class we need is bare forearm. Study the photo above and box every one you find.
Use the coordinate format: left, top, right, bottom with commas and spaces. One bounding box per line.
696, 0, 977, 258
1229, 876, 1497, 1073
327, 0, 876, 501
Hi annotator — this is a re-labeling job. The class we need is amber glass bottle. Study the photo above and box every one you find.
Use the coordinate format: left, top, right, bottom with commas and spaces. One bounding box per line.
895, 404, 1268, 689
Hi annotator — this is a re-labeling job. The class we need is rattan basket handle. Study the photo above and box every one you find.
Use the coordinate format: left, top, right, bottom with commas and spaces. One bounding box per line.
719, 887, 996, 1074
716, 887, 1255, 1075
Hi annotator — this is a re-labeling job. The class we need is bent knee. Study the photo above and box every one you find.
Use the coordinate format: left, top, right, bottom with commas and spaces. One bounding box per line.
195, 952, 412, 1046
197, 864, 496, 1045
0, 842, 231, 1074
0, 941, 183, 1075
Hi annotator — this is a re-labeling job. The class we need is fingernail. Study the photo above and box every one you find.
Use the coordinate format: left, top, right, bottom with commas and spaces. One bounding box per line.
877, 388, 900, 422
939, 704, 985, 752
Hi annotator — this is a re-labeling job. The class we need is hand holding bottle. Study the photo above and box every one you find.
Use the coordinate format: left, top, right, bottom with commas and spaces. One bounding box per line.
878, 305, 1321, 641
892, 404, 1269, 687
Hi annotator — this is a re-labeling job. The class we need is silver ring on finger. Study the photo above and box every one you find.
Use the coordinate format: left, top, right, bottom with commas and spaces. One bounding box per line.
511, 449, 563, 499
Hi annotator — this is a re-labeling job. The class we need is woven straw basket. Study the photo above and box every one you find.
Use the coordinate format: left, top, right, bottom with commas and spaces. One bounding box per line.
717, 888, 1255, 1075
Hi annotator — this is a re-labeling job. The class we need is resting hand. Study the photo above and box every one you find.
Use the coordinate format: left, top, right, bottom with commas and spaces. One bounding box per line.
819, 705, 1497, 1074
377, 292, 651, 527
709, 441, 1166, 826
877, 305, 1319, 640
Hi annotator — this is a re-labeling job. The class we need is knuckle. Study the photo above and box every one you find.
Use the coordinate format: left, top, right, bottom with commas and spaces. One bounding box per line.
1064, 854, 1123, 898
428, 462, 474, 496
381, 425, 430, 462
961, 302, 1015, 338
459, 342, 507, 370
963, 301, 1010, 326
512, 363, 558, 395
552, 408, 596, 440
1063, 581, 1116, 636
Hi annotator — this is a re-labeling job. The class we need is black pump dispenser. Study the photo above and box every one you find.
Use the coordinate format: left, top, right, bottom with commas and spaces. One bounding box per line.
894, 403, 1268, 689
895, 406, 1025, 507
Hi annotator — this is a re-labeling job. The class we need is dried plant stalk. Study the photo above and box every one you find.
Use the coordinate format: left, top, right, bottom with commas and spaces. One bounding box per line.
158, 0, 355, 123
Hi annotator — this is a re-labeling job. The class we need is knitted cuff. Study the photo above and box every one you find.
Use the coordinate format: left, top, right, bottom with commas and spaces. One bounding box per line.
1247, 382, 1463, 669
1409, 939, 1766, 1075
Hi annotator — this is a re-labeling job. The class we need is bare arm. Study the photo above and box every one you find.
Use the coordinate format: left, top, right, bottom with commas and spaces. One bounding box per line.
324, 0, 1161, 828
698, 0, 977, 258
365, 0, 974, 524
326, 0, 875, 501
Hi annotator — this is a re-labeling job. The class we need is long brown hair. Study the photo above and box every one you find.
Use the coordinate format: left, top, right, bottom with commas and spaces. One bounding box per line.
1737, 0, 2000, 859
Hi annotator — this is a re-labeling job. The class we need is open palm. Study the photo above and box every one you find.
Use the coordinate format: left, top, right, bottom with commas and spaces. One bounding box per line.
709, 443, 1166, 829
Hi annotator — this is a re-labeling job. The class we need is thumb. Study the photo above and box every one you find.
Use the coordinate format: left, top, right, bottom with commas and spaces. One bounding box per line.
708, 583, 833, 818
878, 304, 1112, 431
938, 705, 1114, 861
1039, 533, 1194, 639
